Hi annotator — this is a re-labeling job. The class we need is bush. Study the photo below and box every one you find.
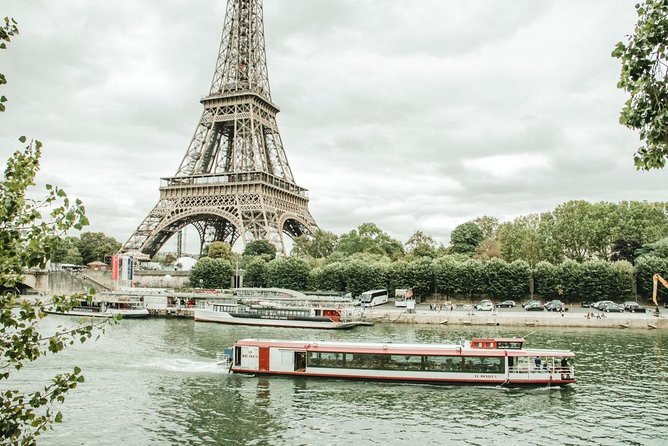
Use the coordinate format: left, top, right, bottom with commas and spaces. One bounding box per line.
190, 257, 233, 289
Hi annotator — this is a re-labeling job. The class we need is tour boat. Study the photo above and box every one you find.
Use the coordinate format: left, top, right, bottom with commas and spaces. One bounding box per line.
45, 299, 150, 319
227, 337, 576, 386
194, 302, 371, 329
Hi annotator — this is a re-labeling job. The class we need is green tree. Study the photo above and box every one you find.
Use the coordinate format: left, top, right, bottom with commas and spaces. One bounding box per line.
635, 255, 668, 303
341, 257, 389, 297
77, 232, 121, 265
449, 222, 484, 255
405, 230, 437, 258
243, 240, 277, 259
266, 257, 310, 290
482, 259, 531, 300
533, 261, 561, 300
434, 256, 459, 297
453, 259, 484, 297
613, 0, 668, 169
404, 258, 435, 299
207, 241, 235, 262
336, 223, 404, 259
190, 257, 232, 288
636, 236, 668, 259
291, 230, 338, 259
311, 261, 345, 292
556, 260, 584, 302
472, 215, 500, 239
474, 238, 502, 261
243, 257, 268, 288
1, 19, 109, 442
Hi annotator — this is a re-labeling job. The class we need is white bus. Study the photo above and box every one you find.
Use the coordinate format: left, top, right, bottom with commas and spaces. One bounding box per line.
360, 289, 389, 307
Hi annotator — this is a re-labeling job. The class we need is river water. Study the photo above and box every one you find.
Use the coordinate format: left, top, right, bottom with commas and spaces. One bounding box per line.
15, 317, 668, 445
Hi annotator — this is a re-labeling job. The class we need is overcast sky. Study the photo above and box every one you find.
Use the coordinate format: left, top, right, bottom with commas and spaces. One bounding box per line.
2, 0, 666, 252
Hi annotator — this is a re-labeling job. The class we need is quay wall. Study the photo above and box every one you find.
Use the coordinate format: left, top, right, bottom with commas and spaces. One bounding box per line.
360, 310, 668, 330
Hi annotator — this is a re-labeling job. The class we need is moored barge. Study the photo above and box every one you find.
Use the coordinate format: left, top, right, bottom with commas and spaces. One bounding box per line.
195, 302, 371, 329
228, 337, 576, 386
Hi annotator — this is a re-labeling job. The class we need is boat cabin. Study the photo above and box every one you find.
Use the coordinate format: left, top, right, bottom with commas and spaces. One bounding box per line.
470, 338, 525, 350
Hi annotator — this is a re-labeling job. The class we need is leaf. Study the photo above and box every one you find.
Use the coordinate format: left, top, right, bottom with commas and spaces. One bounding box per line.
18, 135, 26, 143
55, 412, 62, 423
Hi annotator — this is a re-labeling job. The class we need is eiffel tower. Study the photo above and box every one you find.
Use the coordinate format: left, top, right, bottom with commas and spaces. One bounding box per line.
121, 0, 318, 257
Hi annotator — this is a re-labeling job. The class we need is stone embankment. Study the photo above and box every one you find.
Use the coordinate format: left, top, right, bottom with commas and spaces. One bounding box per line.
361, 308, 667, 329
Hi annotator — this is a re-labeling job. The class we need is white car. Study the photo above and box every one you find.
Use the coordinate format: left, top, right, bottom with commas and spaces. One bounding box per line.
475, 300, 495, 311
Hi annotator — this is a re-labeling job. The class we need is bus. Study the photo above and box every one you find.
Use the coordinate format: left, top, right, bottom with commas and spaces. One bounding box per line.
360, 289, 389, 307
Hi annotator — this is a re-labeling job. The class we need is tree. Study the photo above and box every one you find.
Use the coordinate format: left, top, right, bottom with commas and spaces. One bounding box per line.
449, 222, 484, 255
266, 257, 310, 290
291, 230, 338, 259
474, 238, 502, 261
405, 230, 437, 258
1, 18, 109, 443
77, 232, 121, 265
613, 0, 668, 169
206, 241, 235, 263
336, 223, 404, 259
472, 215, 500, 239
243, 257, 268, 288
189, 257, 232, 288
243, 240, 277, 259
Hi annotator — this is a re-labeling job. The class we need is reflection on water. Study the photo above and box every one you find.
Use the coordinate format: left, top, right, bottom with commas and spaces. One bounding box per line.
29, 317, 668, 445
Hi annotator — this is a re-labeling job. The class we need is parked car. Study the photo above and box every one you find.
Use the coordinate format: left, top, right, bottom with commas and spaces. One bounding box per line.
524, 302, 544, 311
593, 300, 614, 310
544, 300, 565, 312
601, 302, 624, 312
475, 300, 495, 311
581, 301, 593, 308
523, 300, 541, 309
624, 302, 647, 313
497, 300, 516, 308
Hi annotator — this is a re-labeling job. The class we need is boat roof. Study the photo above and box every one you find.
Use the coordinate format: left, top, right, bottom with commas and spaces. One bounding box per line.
234, 339, 575, 357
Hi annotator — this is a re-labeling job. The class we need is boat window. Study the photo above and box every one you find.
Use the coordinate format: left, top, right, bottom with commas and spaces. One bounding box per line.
497, 341, 523, 350
308, 352, 346, 368
234, 346, 241, 366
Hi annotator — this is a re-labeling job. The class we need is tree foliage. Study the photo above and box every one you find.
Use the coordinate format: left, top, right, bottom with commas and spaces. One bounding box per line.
405, 230, 437, 259
76, 232, 121, 265
449, 222, 484, 254
1, 20, 110, 442
243, 240, 277, 259
267, 257, 310, 290
613, 0, 668, 169
189, 257, 232, 288
243, 257, 268, 288
291, 230, 338, 259
336, 223, 404, 259
206, 241, 235, 263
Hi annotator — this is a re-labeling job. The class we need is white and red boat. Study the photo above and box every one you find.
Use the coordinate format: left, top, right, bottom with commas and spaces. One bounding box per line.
227, 337, 576, 386
194, 302, 372, 329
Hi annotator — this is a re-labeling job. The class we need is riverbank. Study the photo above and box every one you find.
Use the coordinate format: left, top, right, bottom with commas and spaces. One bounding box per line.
361, 307, 667, 329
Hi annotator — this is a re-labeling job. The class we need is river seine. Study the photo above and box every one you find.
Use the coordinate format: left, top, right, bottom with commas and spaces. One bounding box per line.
18, 317, 668, 445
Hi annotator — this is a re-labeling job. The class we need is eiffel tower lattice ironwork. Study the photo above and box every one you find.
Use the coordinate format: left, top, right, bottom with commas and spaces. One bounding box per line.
121, 0, 317, 257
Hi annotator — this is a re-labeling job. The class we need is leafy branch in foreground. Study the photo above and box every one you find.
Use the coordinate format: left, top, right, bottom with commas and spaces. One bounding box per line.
613, 0, 668, 170
1, 17, 114, 446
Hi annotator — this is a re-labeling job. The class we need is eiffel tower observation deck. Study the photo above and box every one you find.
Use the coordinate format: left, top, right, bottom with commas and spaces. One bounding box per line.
122, 0, 318, 257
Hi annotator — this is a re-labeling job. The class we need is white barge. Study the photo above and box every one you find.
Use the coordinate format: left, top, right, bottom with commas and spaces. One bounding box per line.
194, 302, 372, 329
228, 337, 576, 386
45, 299, 149, 319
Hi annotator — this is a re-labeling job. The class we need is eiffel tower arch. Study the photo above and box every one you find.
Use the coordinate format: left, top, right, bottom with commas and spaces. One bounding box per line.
121, 0, 318, 258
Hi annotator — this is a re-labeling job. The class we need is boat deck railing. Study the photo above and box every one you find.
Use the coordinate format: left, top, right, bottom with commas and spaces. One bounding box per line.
509, 365, 575, 375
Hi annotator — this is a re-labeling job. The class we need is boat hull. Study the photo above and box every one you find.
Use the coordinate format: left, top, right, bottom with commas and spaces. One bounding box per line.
230, 369, 575, 387
194, 309, 369, 329
45, 308, 150, 319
